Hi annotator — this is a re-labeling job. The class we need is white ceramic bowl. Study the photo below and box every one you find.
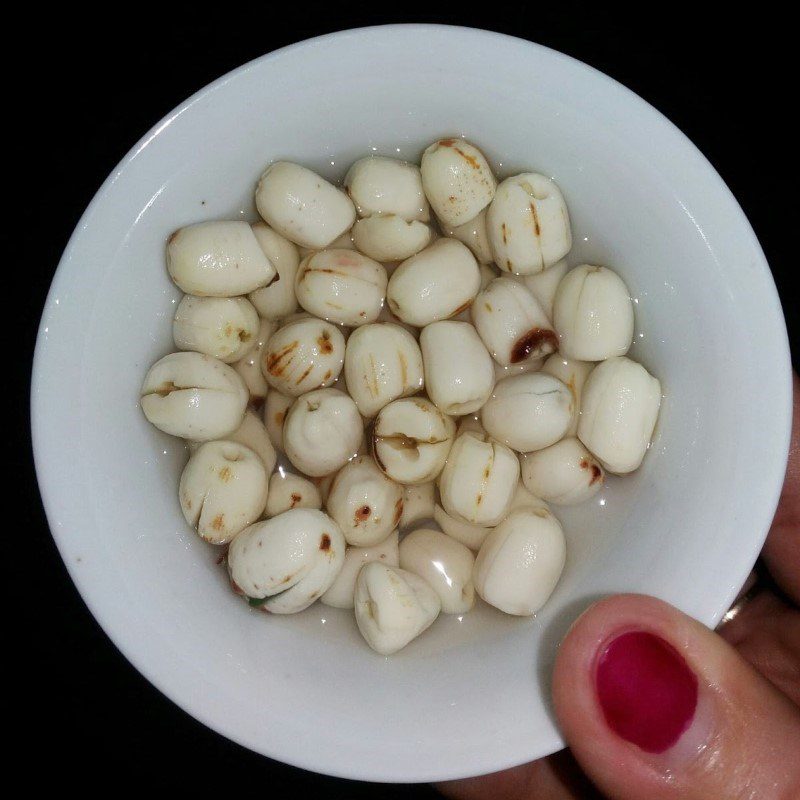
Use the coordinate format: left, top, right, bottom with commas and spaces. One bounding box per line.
32, 25, 791, 783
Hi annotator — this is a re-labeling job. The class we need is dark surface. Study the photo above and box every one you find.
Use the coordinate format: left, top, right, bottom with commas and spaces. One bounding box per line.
19, 7, 794, 796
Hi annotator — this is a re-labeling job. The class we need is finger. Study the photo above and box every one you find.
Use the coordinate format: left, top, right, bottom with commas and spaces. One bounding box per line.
553, 594, 800, 800
762, 372, 800, 603
718, 588, 800, 706
436, 749, 600, 800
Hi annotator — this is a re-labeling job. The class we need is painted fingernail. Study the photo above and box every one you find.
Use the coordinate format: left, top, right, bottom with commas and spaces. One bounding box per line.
596, 631, 698, 753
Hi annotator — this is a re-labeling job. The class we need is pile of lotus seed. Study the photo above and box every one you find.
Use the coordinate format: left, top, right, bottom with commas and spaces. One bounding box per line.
140, 138, 662, 655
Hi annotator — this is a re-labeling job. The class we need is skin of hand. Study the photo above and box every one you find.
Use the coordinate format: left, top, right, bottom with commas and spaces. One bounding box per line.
439, 373, 800, 800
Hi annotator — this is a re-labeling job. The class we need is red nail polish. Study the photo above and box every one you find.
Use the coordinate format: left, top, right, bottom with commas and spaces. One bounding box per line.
596, 631, 698, 753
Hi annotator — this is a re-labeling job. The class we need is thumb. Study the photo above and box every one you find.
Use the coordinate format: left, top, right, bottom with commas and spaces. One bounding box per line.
553, 594, 800, 800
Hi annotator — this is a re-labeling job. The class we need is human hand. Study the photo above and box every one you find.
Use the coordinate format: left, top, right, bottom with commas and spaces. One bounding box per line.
439, 374, 800, 800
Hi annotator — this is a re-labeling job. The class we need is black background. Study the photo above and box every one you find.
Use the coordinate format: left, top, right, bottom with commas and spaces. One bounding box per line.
17, 5, 796, 797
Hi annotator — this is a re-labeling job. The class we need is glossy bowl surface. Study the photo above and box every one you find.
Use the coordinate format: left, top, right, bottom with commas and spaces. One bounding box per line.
32, 25, 791, 782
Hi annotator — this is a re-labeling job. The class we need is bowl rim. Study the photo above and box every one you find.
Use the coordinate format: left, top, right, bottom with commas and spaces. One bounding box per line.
32, 23, 793, 782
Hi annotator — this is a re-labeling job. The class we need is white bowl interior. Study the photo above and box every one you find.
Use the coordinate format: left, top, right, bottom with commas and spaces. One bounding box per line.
33, 26, 791, 783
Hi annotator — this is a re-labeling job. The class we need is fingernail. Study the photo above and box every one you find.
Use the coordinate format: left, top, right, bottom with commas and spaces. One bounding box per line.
595, 631, 698, 753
